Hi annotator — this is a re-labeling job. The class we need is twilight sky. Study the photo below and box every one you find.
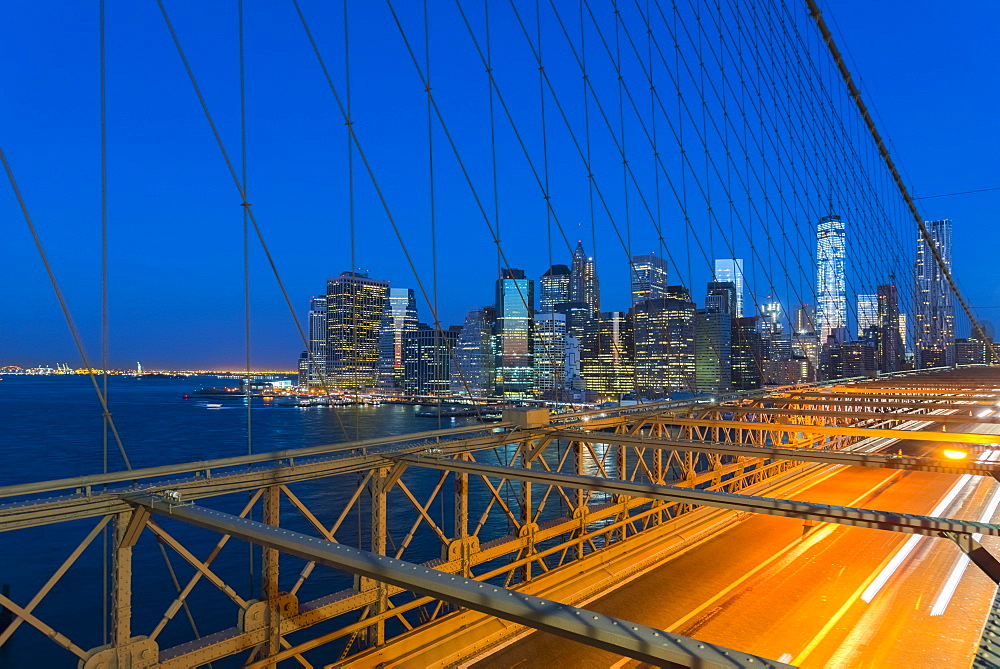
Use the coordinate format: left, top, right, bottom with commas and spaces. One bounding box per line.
1, 0, 997, 370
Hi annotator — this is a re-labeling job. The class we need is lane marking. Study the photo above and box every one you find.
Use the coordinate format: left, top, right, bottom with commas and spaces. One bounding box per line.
930, 480, 1000, 616
860, 474, 974, 603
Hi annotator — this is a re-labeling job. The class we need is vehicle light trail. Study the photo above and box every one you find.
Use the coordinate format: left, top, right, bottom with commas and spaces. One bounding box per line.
929, 481, 1000, 616
861, 474, 974, 603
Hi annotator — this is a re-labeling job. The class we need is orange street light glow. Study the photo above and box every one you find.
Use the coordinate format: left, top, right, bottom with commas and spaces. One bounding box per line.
943, 450, 969, 460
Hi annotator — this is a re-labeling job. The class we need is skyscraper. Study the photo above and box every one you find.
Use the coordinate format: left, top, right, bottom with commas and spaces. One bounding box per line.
581, 312, 635, 397
451, 307, 495, 397
857, 294, 878, 338
695, 309, 732, 394
533, 312, 567, 398
540, 264, 571, 313
304, 296, 327, 387
731, 316, 764, 390
876, 284, 903, 372
325, 271, 390, 389
816, 215, 847, 341
632, 287, 696, 398
714, 258, 745, 317
915, 219, 955, 368
495, 268, 534, 397
403, 324, 459, 396
376, 287, 418, 391
795, 304, 816, 335
706, 281, 737, 316
630, 254, 668, 308
570, 242, 600, 317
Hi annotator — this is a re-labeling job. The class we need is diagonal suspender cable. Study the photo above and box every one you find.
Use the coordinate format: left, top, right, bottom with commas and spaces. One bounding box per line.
153, 0, 349, 438
99, 0, 111, 643
806, 0, 994, 363
0, 152, 132, 471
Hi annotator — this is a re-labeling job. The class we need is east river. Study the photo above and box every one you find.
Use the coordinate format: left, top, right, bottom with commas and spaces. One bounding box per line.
0, 374, 527, 667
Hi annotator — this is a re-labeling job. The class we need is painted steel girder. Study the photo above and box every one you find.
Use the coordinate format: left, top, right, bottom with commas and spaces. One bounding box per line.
543, 429, 1000, 476
128, 494, 790, 669
400, 455, 1000, 540
627, 417, 999, 446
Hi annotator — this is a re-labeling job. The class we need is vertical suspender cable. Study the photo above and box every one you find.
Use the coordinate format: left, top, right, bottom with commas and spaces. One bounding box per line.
238, 0, 255, 601
98, 0, 109, 644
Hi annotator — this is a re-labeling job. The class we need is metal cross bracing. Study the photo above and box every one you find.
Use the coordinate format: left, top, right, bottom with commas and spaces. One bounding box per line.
2, 368, 1000, 667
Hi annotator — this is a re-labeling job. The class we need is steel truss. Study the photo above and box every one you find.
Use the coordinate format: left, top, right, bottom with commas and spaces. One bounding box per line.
1, 369, 999, 667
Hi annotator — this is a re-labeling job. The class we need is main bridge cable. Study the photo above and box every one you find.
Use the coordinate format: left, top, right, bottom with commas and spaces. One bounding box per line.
806, 0, 995, 361
0, 150, 132, 471
152, 0, 350, 438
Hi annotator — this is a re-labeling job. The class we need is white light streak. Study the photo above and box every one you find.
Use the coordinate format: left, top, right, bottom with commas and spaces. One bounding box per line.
861, 474, 974, 603
929, 482, 1000, 616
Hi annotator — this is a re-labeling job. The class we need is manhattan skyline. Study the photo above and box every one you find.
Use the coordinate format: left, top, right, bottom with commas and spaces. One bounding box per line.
0, 1, 996, 370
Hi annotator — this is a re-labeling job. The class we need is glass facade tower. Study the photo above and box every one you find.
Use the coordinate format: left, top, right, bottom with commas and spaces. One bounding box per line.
714, 258, 745, 317
630, 254, 668, 308
325, 271, 390, 389
495, 268, 535, 397
915, 219, 955, 368
377, 287, 419, 391
816, 215, 846, 342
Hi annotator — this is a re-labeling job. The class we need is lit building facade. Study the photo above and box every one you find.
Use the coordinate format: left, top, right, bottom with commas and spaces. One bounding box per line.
857, 294, 878, 338
325, 271, 390, 389
630, 254, 668, 308
540, 264, 571, 313
632, 289, 696, 397
570, 242, 600, 317
533, 312, 567, 398
876, 284, 903, 372
816, 215, 847, 342
915, 219, 955, 368
376, 287, 418, 391
403, 324, 459, 396
695, 309, 732, 394
731, 316, 763, 390
451, 307, 495, 397
714, 258, 745, 317
304, 296, 327, 387
495, 268, 534, 397
582, 311, 635, 397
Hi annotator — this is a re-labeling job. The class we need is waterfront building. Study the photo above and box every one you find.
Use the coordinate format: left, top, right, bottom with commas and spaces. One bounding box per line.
325, 271, 390, 389
714, 258, 745, 317
376, 288, 418, 391
570, 242, 601, 317
816, 215, 847, 341
304, 296, 327, 387
581, 311, 635, 397
533, 313, 567, 398
876, 284, 903, 372
791, 332, 820, 381
899, 313, 912, 358
403, 324, 459, 396
495, 268, 535, 397
915, 219, 955, 368
695, 309, 732, 394
630, 254, 668, 308
450, 307, 495, 397
857, 294, 878, 339
632, 290, 696, 398
540, 264, 571, 313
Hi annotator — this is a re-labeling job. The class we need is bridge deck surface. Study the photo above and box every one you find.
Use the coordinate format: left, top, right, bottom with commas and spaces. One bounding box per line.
472, 438, 997, 667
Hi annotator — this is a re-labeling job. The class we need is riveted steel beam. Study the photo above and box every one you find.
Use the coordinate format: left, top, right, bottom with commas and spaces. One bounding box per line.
400, 456, 1000, 540
543, 429, 1000, 476
129, 495, 791, 669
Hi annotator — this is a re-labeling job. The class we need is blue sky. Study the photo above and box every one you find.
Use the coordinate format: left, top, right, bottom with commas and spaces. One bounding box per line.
1, 1, 996, 369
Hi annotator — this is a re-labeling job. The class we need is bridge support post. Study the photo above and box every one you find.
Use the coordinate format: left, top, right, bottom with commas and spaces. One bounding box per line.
368, 466, 389, 646
112, 510, 134, 665
615, 433, 627, 542
574, 440, 586, 559
520, 445, 533, 582
454, 453, 470, 577
261, 485, 280, 666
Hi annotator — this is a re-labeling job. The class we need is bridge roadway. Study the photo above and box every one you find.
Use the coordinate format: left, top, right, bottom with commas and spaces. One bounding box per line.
472, 422, 1000, 668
